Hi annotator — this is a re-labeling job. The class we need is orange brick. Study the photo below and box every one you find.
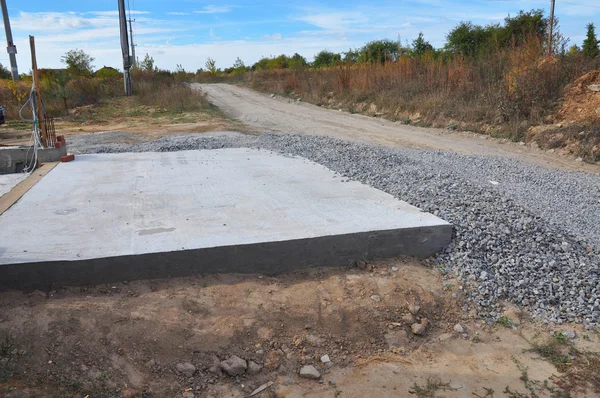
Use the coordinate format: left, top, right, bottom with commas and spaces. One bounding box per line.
60, 154, 75, 162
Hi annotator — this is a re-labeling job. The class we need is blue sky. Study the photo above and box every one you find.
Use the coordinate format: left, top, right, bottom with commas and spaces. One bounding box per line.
2, 0, 599, 72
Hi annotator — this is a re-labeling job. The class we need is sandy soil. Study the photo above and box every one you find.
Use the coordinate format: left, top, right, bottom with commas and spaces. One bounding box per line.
0, 259, 597, 397
198, 83, 599, 173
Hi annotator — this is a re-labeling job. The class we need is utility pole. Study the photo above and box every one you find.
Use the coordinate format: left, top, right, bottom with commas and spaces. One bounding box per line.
118, 0, 132, 96
547, 0, 556, 57
128, 18, 136, 69
0, 0, 19, 81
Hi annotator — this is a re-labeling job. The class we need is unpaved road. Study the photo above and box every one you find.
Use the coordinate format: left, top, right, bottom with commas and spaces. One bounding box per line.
198, 83, 597, 172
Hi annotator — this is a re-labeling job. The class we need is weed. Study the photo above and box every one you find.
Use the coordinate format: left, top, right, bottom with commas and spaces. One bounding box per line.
473, 387, 495, 397
408, 377, 455, 397
583, 334, 591, 341
497, 315, 517, 328
0, 336, 12, 357
553, 332, 568, 344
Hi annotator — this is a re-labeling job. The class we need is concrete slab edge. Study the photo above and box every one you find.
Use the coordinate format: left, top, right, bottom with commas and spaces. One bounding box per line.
0, 224, 453, 291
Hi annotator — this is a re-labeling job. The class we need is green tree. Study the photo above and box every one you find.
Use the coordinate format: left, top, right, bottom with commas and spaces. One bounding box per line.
313, 50, 341, 68
140, 53, 156, 72
288, 53, 307, 70
252, 57, 270, 71
205, 57, 218, 76
412, 32, 434, 56
61, 49, 95, 77
502, 9, 547, 46
266, 54, 288, 70
0, 63, 10, 79
359, 40, 399, 64
582, 23, 599, 58
95, 66, 121, 79
445, 22, 492, 56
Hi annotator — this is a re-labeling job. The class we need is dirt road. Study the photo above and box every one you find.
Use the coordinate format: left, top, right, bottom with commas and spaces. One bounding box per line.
198, 83, 597, 172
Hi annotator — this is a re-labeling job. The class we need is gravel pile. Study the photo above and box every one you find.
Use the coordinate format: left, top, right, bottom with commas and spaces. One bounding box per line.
69, 132, 600, 328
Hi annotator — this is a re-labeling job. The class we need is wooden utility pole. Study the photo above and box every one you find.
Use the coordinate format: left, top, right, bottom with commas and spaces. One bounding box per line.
547, 0, 556, 57
0, 0, 19, 81
29, 36, 48, 148
118, 0, 133, 96
128, 18, 136, 69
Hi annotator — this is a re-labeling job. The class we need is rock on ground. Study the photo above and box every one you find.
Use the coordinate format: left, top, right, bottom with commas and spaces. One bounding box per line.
220, 355, 247, 376
299, 365, 321, 380
176, 363, 196, 377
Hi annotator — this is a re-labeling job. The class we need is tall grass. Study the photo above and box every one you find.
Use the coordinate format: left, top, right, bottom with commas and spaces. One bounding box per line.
248, 39, 599, 140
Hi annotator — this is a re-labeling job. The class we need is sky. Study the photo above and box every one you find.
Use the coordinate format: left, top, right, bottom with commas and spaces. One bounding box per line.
1, 0, 599, 73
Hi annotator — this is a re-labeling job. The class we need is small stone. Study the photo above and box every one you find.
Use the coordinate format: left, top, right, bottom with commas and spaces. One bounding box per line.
299, 365, 321, 380
176, 363, 197, 377
370, 295, 381, 302
575, 157, 583, 163
454, 324, 464, 334
145, 359, 156, 368
247, 360, 262, 375
438, 333, 453, 342
320, 355, 331, 363
587, 84, 600, 92
408, 304, 420, 315
183, 392, 195, 398
402, 313, 416, 324
356, 261, 368, 270
220, 355, 247, 376
391, 266, 399, 272
411, 323, 426, 336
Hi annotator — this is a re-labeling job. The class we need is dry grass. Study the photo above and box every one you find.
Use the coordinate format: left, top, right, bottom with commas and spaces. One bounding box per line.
247, 40, 599, 142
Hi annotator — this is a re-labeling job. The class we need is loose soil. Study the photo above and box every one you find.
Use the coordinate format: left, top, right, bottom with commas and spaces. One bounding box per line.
0, 259, 598, 397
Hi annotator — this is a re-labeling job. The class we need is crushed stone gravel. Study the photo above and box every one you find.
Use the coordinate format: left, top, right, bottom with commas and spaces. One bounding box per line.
68, 132, 600, 328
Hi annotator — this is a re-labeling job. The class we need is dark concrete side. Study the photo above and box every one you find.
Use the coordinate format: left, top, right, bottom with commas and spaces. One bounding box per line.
0, 146, 67, 174
0, 224, 453, 291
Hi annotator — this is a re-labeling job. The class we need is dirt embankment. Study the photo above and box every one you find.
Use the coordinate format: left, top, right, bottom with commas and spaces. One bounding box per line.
530, 70, 600, 162
1, 260, 597, 397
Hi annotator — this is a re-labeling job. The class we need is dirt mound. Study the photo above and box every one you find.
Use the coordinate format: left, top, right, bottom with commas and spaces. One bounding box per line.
556, 69, 600, 124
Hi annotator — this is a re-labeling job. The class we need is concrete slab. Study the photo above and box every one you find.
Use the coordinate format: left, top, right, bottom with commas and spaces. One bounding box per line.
0, 173, 26, 199
0, 148, 452, 290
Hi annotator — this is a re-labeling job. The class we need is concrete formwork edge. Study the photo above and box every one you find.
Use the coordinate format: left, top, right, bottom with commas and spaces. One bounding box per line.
0, 225, 452, 291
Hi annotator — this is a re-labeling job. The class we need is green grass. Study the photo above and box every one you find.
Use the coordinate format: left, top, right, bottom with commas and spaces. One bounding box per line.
497, 315, 517, 328
409, 378, 455, 397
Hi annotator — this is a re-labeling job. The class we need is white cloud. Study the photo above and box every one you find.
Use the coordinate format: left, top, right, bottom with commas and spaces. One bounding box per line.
194, 5, 233, 14
262, 33, 283, 40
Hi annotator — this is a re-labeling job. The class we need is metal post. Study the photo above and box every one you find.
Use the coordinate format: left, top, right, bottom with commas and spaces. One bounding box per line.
118, 0, 132, 96
0, 0, 18, 81
547, 0, 556, 57
128, 18, 136, 69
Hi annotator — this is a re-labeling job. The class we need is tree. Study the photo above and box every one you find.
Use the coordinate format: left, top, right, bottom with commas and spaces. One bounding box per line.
313, 50, 341, 68
359, 40, 400, 64
61, 49, 95, 77
288, 53, 307, 70
412, 32, 434, 56
205, 57, 218, 76
445, 22, 492, 56
582, 23, 600, 58
140, 54, 156, 72
233, 57, 245, 69
0, 63, 10, 79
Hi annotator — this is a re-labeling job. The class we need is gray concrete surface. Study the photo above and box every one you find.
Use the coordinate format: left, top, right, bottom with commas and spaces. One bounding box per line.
0, 145, 67, 174
0, 173, 26, 198
0, 148, 452, 290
